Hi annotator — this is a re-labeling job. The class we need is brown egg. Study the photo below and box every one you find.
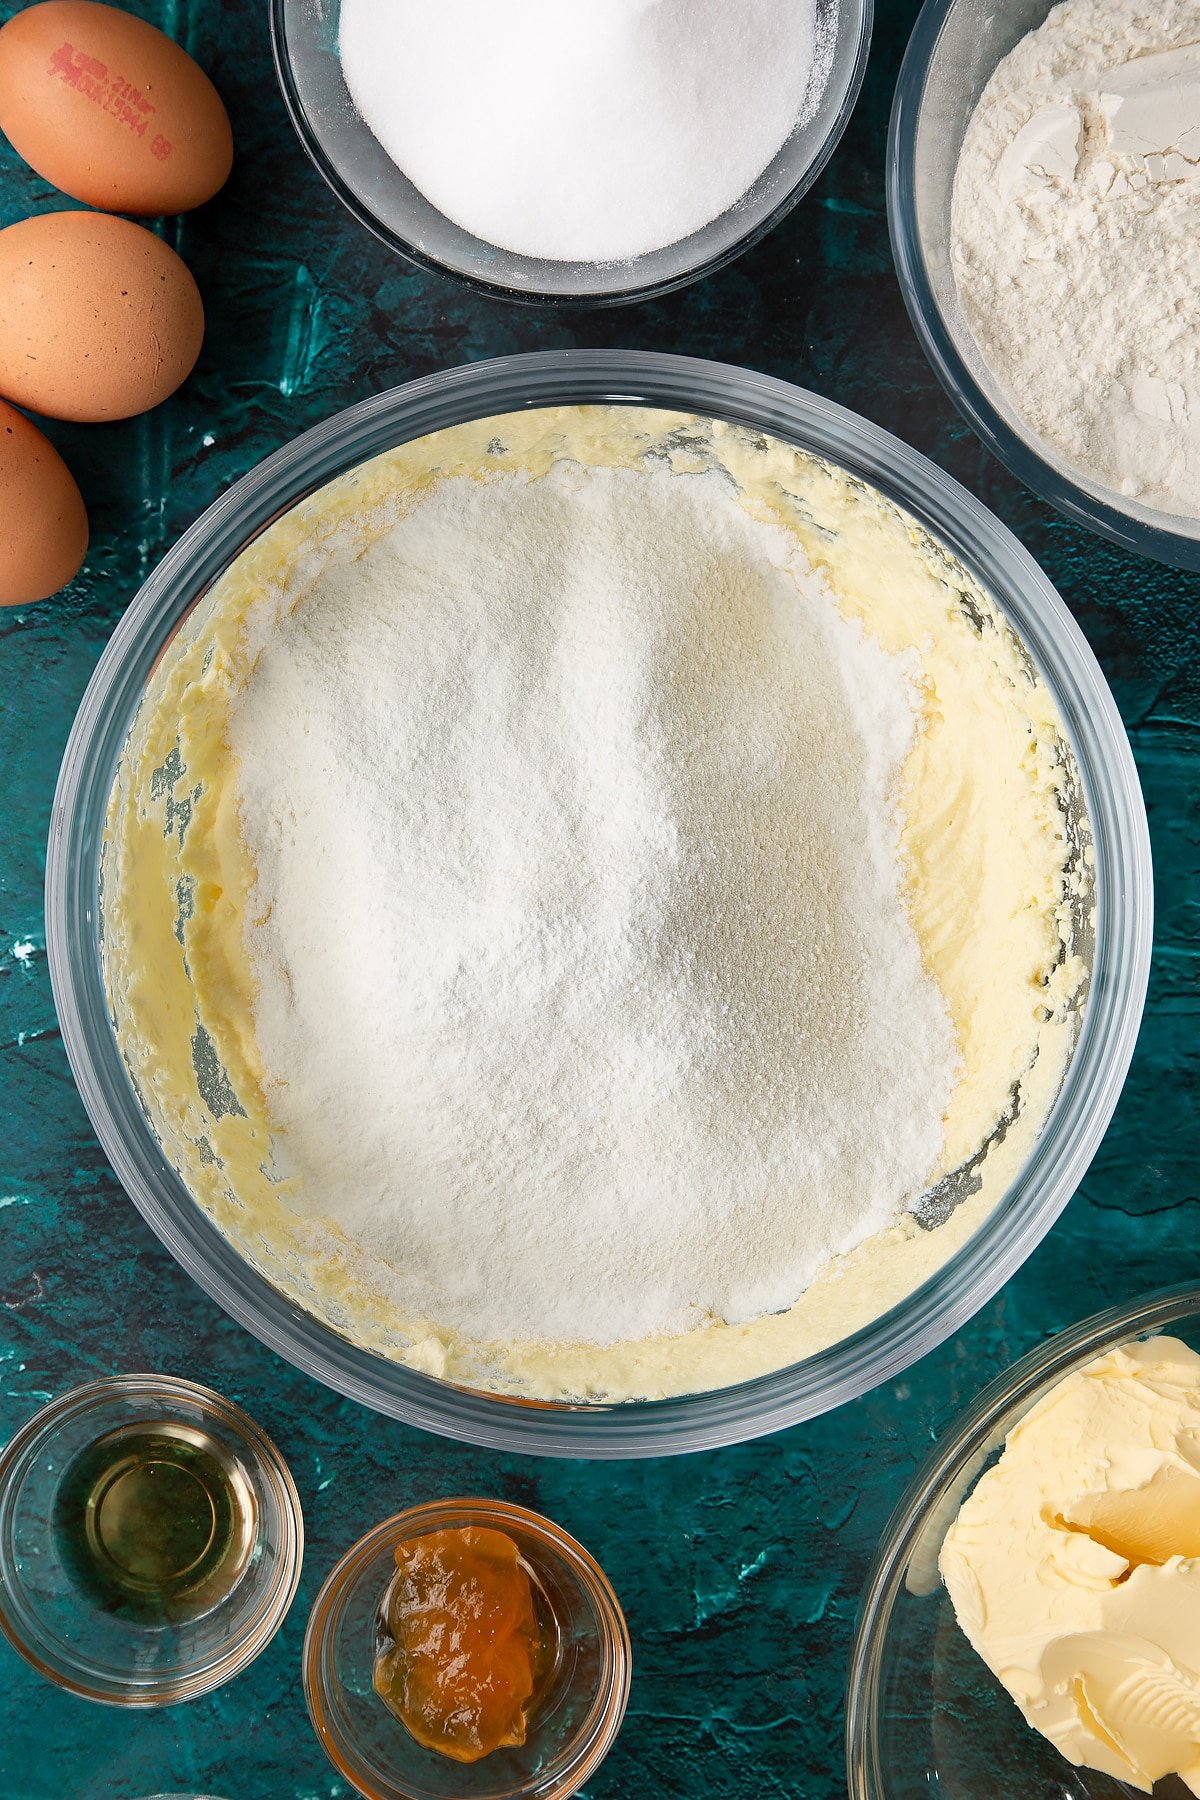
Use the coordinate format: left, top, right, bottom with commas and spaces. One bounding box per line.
0, 398, 88, 605
0, 210, 204, 421
0, 1, 232, 214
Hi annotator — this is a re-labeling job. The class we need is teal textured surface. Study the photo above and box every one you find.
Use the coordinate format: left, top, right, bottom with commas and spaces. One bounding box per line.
0, 0, 1196, 1796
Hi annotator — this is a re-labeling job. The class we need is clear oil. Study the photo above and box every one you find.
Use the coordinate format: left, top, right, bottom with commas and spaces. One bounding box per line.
53, 1420, 257, 1624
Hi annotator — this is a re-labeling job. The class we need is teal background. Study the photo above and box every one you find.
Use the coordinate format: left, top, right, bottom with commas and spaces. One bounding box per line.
0, 1, 1196, 1795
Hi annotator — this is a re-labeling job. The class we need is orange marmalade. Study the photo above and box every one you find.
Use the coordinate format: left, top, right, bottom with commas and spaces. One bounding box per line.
374, 1525, 550, 1762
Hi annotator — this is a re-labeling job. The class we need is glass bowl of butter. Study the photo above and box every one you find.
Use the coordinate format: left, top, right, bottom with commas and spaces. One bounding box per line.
46, 350, 1151, 1458
847, 1282, 1200, 1800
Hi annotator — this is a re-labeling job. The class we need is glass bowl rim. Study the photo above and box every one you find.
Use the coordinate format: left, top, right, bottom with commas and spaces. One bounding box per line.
302, 1496, 631, 1800
0, 1373, 304, 1705
886, 0, 1200, 571
45, 348, 1152, 1458
844, 1280, 1200, 1797
267, 0, 874, 308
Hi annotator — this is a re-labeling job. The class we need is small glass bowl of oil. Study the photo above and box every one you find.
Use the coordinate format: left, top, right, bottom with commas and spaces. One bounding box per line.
304, 1498, 630, 1800
0, 1375, 303, 1704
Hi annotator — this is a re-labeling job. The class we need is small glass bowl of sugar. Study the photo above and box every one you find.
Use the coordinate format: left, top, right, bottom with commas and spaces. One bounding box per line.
270, 0, 872, 306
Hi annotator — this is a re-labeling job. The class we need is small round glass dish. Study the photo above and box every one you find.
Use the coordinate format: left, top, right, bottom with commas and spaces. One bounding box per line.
47, 350, 1152, 1457
0, 1375, 303, 1705
888, 0, 1200, 570
846, 1282, 1200, 1799
303, 1498, 630, 1800
269, 0, 872, 306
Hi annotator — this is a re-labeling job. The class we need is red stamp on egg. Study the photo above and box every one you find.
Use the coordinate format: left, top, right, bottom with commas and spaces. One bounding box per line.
47, 40, 165, 149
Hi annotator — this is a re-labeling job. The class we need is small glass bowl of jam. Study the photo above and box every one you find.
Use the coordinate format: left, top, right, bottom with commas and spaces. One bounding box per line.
304, 1498, 631, 1800
0, 1374, 303, 1704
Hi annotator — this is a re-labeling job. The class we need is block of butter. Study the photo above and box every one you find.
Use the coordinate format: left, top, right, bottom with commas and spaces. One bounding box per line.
940, 1335, 1200, 1796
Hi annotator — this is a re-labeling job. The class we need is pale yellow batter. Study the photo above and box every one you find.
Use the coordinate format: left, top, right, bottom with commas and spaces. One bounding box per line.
102, 407, 1091, 1400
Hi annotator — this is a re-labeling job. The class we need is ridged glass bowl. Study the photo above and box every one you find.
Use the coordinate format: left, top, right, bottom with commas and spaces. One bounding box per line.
888, 0, 1200, 569
846, 1284, 1200, 1799
0, 1376, 302, 1705
270, 0, 872, 305
46, 350, 1151, 1457
304, 1499, 630, 1800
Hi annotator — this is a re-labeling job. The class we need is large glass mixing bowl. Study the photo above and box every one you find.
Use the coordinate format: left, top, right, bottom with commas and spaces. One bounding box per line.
46, 351, 1152, 1458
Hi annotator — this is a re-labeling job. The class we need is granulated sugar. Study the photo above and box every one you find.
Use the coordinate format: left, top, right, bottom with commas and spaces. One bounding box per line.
338, 0, 827, 263
229, 461, 958, 1350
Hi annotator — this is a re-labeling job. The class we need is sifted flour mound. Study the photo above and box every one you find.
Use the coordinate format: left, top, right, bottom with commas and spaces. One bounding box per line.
229, 461, 958, 1350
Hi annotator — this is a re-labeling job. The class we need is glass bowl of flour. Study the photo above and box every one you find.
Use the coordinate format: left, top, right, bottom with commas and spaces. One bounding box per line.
269, 0, 871, 304
890, 0, 1200, 569
46, 351, 1151, 1457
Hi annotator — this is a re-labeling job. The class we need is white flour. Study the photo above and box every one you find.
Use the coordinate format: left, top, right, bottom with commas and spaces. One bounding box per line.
952, 0, 1200, 518
338, 0, 827, 263
229, 461, 957, 1349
